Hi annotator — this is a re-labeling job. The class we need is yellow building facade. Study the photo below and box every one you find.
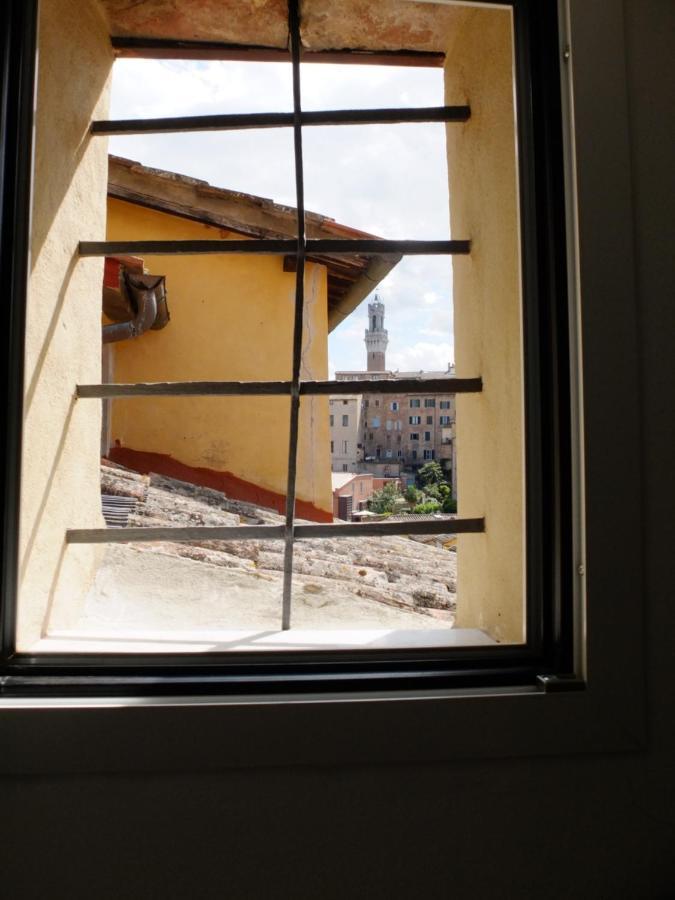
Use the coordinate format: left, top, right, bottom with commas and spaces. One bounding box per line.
104, 157, 396, 522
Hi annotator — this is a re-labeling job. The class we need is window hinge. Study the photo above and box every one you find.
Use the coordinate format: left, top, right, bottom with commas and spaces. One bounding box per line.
537, 674, 585, 693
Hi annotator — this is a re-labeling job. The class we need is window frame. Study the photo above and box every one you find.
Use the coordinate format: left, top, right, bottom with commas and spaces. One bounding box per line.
0, 0, 645, 765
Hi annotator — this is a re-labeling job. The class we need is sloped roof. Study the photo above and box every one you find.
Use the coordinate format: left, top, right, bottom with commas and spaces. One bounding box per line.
108, 155, 399, 332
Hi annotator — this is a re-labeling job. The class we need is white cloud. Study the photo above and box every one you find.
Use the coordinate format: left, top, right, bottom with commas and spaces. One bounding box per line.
387, 341, 455, 373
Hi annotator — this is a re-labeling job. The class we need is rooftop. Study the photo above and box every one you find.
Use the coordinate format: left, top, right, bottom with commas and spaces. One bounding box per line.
109, 155, 400, 331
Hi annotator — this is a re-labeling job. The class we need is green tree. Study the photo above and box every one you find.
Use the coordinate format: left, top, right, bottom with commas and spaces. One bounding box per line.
404, 485, 423, 506
417, 460, 445, 489
412, 499, 441, 514
369, 482, 400, 514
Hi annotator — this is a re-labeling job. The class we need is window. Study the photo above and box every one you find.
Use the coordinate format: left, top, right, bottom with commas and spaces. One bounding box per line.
411, 450, 418, 461
386, 420, 393, 431
329, 414, 334, 427
371, 416, 380, 428
390, 401, 399, 411
410, 433, 420, 442
439, 416, 451, 426
330, 440, 334, 453
342, 415, 349, 427
397, 450, 402, 458
440, 400, 451, 410
423, 449, 434, 460
342, 440, 348, 454
424, 399, 435, 408
395, 421, 402, 432
342, 464, 348, 472
0, 0, 587, 707
385, 449, 392, 459
409, 416, 421, 425
426, 416, 433, 425
424, 431, 431, 442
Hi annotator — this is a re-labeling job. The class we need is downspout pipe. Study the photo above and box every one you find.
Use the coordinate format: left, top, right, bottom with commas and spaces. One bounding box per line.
102, 272, 165, 344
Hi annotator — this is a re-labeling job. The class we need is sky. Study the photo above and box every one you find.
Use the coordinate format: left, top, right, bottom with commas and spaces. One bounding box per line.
109, 59, 454, 376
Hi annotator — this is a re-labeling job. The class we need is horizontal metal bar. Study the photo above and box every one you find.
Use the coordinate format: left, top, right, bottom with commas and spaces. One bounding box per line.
300, 377, 482, 395
76, 377, 482, 399
307, 239, 470, 256
294, 518, 485, 538
91, 106, 470, 136
77, 381, 293, 399
80, 239, 470, 258
80, 239, 296, 257
66, 518, 484, 545
111, 36, 445, 68
67, 524, 287, 544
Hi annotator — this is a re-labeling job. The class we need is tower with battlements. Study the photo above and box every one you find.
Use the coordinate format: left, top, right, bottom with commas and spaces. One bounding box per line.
364, 295, 388, 372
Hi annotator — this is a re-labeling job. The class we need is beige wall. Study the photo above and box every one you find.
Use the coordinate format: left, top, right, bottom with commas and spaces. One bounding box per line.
444, 8, 524, 643
18, 0, 112, 649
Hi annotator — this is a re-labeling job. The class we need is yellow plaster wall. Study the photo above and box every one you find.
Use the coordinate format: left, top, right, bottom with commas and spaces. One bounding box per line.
444, 8, 525, 643
19, 0, 112, 649
106, 199, 333, 515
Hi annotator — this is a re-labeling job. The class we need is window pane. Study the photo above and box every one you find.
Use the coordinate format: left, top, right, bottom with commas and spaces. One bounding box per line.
300, 62, 444, 112
302, 122, 450, 240
110, 59, 294, 118
24, 396, 295, 652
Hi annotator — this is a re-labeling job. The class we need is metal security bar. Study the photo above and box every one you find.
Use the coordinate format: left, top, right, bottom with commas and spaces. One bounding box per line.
79, 239, 470, 257
110, 36, 446, 68
76, 378, 482, 399
77, 0, 481, 632
91, 106, 470, 136
66, 518, 485, 544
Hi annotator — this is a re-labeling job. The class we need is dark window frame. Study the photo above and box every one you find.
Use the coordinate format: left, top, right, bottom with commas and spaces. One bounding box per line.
0, 0, 575, 699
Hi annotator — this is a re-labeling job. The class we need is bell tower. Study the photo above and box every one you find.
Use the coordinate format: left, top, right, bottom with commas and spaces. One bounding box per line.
364, 295, 388, 372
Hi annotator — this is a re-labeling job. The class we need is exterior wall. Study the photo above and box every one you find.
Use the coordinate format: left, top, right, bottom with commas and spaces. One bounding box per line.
331, 473, 374, 519
362, 391, 455, 474
18, 0, 112, 649
106, 199, 332, 518
329, 396, 362, 471
445, 8, 524, 642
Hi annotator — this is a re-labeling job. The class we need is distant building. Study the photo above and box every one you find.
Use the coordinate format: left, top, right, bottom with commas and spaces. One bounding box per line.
331, 471, 374, 520
329, 395, 363, 472
333, 297, 456, 490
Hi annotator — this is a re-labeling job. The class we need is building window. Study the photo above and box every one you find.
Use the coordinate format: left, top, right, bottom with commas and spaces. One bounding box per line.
342, 464, 348, 472
397, 450, 402, 458
385, 449, 392, 459
424, 431, 431, 442
386, 420, 392, 431
410, 433, 419, 441
424, 399, 435, 408
440, 400, 451, 410
411, 450, 418, 461
330, 441, 334, 453
1, 0, 579, 701
426, 416, 433, 425
371, 417, 380, 428
342, 440, 348, 454
409, 416, 421, 425
329, 415, 334, 427
342, 415, 349, 426
390, 401, 399, 411
439, 416, 451, 426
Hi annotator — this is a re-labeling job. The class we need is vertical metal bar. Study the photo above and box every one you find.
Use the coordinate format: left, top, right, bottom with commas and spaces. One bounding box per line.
281, 0, 305, 631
